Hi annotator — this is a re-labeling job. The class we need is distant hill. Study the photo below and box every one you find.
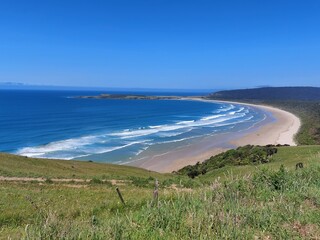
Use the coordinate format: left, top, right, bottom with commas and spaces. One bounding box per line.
208, 87, 320, 101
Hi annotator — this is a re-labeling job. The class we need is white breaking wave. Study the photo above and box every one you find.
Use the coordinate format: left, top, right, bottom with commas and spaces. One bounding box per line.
16, 103, 256, 160
16, 135, 100, 158
228, 107, 246, 115
109, 110, 248, 140
214, 104, 236, 113
134, 146, 150, 156
200, 114, 226, 121
176, 120, 195, 125
17, 135, 150, 159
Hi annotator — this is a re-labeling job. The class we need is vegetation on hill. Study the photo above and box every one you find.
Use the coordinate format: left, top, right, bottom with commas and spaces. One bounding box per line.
266, 101, 320, 145
208, 87, 320, 145
0, 152, 168, 180
1, 146, 319, 239
209, 86, 320, 101
177, 145, 279, 178
1, 156, 319, 239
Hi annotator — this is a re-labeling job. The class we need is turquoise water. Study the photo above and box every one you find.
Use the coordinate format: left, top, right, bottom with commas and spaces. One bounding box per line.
0, 90, 267, 164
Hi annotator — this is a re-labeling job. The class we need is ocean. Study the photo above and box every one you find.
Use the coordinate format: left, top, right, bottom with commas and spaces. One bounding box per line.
0, 89, 268, 164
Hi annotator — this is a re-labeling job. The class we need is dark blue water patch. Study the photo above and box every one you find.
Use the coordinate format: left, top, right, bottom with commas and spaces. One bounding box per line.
0, 89, 266, 163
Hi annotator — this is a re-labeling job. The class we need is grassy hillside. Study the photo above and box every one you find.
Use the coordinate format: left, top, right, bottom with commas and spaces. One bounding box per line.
178, 145, 279, 178
7, 162, 320, 239
0, 146, 319, 239
197, 145, 320, 182
0, 153, 168, 180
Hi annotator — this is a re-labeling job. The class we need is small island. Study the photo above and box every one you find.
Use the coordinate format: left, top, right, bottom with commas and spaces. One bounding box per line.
75, 93, 205, 100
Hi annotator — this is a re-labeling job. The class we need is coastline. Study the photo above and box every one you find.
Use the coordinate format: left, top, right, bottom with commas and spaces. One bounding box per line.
129, 99, 301, 173
196, 99, 301, 146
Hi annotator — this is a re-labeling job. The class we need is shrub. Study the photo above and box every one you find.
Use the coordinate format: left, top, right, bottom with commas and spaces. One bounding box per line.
129, 177, 151, 187
90, 177, 103, 184
45, 178, 53, 184
179, 145, 278, 177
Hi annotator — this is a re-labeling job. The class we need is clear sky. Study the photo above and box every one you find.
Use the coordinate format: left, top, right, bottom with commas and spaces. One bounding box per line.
0, 0, 319, 89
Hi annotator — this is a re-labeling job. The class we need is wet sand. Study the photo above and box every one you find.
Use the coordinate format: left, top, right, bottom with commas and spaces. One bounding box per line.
129, 100, 301, 173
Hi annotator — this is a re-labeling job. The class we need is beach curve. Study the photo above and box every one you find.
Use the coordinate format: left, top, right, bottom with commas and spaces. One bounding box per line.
129, 99, 301, 173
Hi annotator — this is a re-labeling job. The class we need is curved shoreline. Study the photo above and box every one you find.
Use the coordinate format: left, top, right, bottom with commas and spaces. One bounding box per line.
227, 102, 301, 147
196, 99, 301, 146
129, 99, 301, 173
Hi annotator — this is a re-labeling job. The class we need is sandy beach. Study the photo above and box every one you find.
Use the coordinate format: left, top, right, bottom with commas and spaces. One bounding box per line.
130, 100, 301, 173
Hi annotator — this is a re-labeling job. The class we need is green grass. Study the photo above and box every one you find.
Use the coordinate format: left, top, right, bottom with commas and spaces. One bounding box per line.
178, 145, 279, 179
0, 152, 169, 180
0, 146, 319, 239
1, 157, 319, 239
0, 182, 168, 239
197, 145, 320, 182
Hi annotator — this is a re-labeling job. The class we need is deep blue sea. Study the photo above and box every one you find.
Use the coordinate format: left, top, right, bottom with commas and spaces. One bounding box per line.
0, 90, 267, 164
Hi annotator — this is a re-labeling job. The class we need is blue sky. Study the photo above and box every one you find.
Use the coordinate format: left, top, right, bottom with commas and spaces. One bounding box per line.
0, 0, 319, 89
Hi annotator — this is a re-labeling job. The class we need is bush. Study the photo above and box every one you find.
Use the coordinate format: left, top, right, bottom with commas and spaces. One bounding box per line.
129, 177, 151, 187
90, 177, 103, 184
253, 165, 289, 191
187, 169, 200, 179
45, 178, 53, 184
178, 145, 278, 177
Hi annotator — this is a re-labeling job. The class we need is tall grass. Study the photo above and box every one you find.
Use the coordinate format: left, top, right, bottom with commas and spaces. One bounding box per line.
23, 163, 320, 239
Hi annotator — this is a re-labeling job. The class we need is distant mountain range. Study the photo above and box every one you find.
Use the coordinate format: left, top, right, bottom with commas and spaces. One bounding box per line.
208, 87, 320, 101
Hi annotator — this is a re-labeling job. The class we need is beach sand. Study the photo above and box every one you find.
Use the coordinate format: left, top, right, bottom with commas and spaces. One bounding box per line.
130, 100, 301, 173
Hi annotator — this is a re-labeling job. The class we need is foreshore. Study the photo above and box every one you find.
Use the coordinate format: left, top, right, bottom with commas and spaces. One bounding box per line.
129, 100, 301, 173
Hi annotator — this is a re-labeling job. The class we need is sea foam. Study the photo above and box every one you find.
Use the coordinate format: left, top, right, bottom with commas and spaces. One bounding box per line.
15, 103, 259, 161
